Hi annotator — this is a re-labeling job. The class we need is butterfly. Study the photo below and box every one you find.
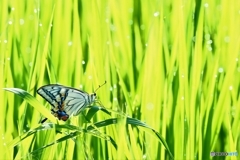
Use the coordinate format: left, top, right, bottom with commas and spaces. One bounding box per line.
37, 81, 106, 122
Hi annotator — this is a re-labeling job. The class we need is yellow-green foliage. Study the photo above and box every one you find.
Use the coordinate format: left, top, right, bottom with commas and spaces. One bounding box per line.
1, 0, 239, 159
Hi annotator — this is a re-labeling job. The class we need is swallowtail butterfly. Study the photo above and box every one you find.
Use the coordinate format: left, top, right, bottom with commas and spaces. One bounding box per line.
37, 81, 106, 122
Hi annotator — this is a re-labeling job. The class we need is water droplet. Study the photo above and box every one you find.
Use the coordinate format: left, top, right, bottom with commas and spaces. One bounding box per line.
26, 47, 31, 53
192, 36, 196, 42
113, 84, 117, 88
88, 75, 92, 79
129, 20, 133, 25
4, 40, 7, 43
218, 67, 224, 73
114, 41, 119, 47
82, 60, 85, 64
128, 8, 133, 13
153, 12, 160, 17
146, 103, 154, 110
8, 21, 13, 25
29, 62, 33, 67
231, 106, 236, 116
140, 25, 145, 30
236, 58, 238, 62
106, 41, 110, 45
229, 86, 233, 90
207, 46, 212, 51
181, 96, 184, 100
7, 57, 10, 60
109, 87, 113, 91
113, 97, 118, 101
205, 34, 210, 40
110, 24, 116, 31
29, 15, 34, 20
79, 84, 83, 89
181, 74, 184, 78
19, 19, 24, 25
204, 3, 209, 8
142, 154, 147, 159
11, 7, 15, 11
224, 36, 230, 43
39, 23, 42, 27
207, 40, 212, 44
68, 41, 72, 46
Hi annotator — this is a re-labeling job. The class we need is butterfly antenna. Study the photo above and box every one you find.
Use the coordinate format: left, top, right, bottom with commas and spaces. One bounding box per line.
94, 81, 107, 93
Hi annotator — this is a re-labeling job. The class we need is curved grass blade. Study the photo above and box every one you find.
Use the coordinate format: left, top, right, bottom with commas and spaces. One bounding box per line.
85, 105, 111, 121
4, 88, 173, 158
8, 121, 117, 155
8, 123, 56, 148
29, 130, 117, 155
28, 123, 117, 155
87, 117, 174, 159
3, 88, 57, 123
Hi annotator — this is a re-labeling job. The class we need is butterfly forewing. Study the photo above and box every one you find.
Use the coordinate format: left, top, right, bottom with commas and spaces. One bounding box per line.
37, 84, 96, 120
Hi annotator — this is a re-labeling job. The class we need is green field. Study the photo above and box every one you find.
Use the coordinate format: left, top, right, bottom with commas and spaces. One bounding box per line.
1, 0, 239, 159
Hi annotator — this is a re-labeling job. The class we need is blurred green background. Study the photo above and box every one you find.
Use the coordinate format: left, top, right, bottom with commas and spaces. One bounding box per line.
1, 0, 239, 159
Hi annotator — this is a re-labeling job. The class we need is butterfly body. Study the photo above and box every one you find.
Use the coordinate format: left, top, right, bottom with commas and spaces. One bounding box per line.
37, 84, 96, 121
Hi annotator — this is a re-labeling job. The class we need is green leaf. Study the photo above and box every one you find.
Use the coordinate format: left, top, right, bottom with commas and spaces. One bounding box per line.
85, 105, 111, 121
4, 88, 57, 123
87, 117, 174, 159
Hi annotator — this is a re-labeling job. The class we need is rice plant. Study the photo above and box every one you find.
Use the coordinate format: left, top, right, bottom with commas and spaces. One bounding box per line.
1, 0, 239, 159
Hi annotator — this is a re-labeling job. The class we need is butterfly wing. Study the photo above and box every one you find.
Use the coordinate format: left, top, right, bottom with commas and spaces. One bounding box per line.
63, 88, 90, 116
37, 84, 95, 119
